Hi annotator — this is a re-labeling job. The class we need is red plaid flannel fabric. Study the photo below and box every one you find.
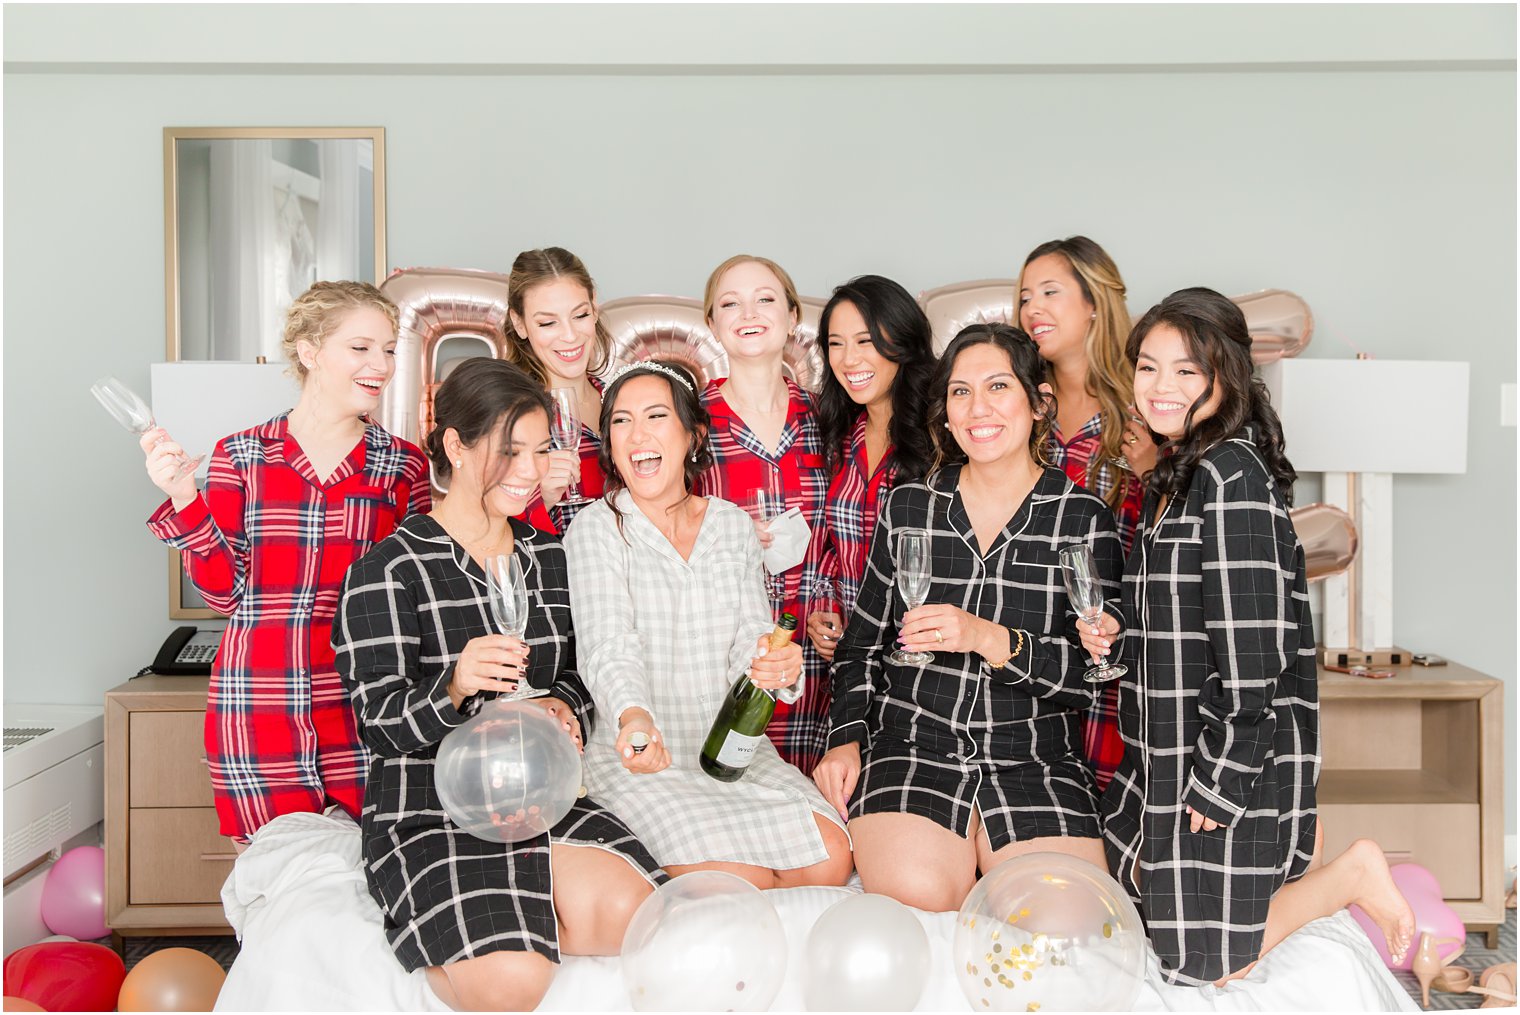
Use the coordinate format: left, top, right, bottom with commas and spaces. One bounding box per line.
804, 415, 898, 623
1046, 413, 1142, 791
696, 378, 831, 773
147, 414, 431, 838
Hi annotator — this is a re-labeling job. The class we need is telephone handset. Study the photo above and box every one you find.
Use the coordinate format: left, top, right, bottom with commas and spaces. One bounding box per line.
152, 626, 222, 675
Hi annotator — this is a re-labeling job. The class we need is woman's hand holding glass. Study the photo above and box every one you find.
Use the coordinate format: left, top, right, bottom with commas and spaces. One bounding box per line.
897, 603, 1001, 657
1119, 404, 1159, 476
812, 742, 860, 825
447, 634, 530, 711
139, 427, 200, 510
616, 707, 670, 774
538, 449, 582, 510
806, 575, 843, 661
748, 636, 802, 692
1076, 611, 1121, 665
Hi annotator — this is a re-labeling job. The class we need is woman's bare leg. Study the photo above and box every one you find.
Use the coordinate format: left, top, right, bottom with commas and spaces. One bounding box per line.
852, 811, 978, 912
667, 815, 853, 890
976, 831, 1108, 875
551, 844, 655, 955
425, 950, 555, 1011
774, 814, 854, 888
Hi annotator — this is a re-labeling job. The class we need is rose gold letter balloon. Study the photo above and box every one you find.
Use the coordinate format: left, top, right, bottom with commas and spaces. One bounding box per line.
116, 947, 226, 1012
918, 279, 1016, 356
1290, 502, 1358, 581
378, 267, 513, 448
599, 294, 826, 393
1228, 289, 1314, 364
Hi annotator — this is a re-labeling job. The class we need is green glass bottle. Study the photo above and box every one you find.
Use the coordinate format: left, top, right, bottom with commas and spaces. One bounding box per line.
699, 612, 798, 782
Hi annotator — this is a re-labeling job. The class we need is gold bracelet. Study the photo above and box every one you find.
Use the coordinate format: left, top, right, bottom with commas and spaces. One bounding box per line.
985, 628, 1024, 671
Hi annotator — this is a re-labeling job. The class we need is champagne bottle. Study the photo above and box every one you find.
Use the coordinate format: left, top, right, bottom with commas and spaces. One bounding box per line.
699, 613, 798, 782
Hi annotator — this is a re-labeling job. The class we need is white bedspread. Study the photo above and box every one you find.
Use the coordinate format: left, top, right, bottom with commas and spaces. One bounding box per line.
216, 812, 1416, 1012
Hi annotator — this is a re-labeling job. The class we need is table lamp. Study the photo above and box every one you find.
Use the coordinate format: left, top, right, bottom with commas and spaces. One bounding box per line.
1262, 356, 1469, 665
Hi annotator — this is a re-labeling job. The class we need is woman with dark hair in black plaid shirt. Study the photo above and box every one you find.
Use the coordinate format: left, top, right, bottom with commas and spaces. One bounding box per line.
1082, 288, 1414, 987
814, 323, 1121, 913
334, 359, 664, 1012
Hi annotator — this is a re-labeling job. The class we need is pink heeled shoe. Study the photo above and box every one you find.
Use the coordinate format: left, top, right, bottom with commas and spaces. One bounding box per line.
1410, 932, 1465, 1008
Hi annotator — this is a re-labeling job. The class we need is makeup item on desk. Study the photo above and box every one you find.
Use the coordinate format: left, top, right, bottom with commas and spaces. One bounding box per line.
1325, 663, 1396, 680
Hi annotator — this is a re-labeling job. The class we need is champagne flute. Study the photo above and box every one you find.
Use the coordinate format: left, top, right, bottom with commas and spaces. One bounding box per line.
747, 471, 786, 602
91, 376, 203, 482
548, 388, 585, 504
812, 574, 843, 646
486, 553, 547, 700
887, 528, 934, 666
1059, 544, 1128, 683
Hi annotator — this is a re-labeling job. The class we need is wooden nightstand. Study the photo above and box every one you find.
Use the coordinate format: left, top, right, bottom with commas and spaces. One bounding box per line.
1318, 661, 1506, 946
104, 676, 233, 938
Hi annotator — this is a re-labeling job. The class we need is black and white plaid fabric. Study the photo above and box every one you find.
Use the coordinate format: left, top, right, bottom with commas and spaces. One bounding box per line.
334, 514, 664, 972
1100, 435, 1319, 987
828, 465, 1123, 849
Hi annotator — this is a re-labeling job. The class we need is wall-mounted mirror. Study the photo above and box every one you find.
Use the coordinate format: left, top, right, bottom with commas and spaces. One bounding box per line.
163, 127, 385, 617
164, 127, 386, 361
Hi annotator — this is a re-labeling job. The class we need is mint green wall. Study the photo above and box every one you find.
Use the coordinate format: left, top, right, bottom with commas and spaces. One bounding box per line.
4, 4, 1515, 830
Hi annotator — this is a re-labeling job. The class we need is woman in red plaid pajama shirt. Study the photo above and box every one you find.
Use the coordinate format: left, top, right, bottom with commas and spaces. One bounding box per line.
802, 275, 935, 666
501, 247, 614, 536
693, 254, 832, 775
143, 282, 431, 843
1016, 236, 1153, 792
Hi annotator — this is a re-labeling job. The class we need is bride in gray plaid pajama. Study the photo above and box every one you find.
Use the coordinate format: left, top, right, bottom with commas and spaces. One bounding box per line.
1082, 288, 1415, 986
815, 323, 1118, 913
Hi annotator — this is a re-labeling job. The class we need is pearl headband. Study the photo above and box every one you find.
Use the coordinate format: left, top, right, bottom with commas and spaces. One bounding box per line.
605, 360, 695, 394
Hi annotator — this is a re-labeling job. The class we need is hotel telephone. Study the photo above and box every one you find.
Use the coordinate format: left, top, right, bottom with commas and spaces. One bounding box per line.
150, 627, 223, 676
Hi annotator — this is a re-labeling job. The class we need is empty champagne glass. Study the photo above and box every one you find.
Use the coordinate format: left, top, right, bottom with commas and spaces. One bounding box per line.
549, 388, 585, 504
747, 471, 786, 601
812, 574, 843, 645
887, 527, 934, 666
91, 376, 203, 482
486, 553, 546, 700
1059, 543, 1128, 683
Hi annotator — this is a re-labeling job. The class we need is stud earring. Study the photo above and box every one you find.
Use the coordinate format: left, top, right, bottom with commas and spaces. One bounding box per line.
944, 422, 951, 430
453, 459, 461, 468
1091, 312, 1097, 320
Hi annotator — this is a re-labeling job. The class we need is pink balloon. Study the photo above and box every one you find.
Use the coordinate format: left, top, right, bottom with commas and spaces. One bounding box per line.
1349, 863, 1465, 970
40, 846, 107, 941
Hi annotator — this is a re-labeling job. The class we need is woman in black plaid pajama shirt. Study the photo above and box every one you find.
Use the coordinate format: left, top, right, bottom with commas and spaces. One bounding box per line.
815, 324, 1120, 913
335, 360, 664, 1011
1085, 288, 1414, 987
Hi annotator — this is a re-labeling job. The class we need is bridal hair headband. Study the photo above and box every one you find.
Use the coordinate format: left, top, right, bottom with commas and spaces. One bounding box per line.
605, 360, 696, 394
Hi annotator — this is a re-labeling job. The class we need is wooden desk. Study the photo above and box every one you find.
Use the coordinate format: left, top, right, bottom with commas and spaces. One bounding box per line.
1318, 661, 1506, 945
104, 676, 233, 938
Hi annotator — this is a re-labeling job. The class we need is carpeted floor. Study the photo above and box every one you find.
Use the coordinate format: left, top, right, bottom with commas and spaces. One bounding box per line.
118, 909, 1515, 1009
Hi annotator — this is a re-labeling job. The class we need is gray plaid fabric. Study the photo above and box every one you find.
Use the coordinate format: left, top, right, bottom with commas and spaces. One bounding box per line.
564, 493, 844, 870
334, 515, 663, 971
1101, 435, 1319, 987
828, 465, 1123, 849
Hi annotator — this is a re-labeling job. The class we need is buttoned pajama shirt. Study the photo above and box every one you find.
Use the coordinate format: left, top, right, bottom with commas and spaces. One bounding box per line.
147, 413, 431, 839
828, 465, 1122, 850
1100, 436, 1319, 986
333, 515, 664, 971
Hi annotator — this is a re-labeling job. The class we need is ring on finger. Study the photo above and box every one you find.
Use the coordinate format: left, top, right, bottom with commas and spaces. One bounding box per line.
934, 628, 944, 643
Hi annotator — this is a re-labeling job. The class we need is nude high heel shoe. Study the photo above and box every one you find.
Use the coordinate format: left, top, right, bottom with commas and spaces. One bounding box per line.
1474, 962, 1517, 1009
1411, 932, 1465, 1008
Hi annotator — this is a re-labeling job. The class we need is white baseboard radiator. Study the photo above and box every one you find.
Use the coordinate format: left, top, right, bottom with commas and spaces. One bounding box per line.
3, 704, 105, 880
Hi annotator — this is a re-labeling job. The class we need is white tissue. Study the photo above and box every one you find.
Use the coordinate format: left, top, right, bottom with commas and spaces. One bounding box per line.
762, 506, 811, 575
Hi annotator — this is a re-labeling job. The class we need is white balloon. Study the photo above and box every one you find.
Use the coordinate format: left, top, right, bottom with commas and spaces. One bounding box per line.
954, 853, 1147, 1012
802, 893, 930, 1011
621, 871, 787, 1011
433, 699, 581, 843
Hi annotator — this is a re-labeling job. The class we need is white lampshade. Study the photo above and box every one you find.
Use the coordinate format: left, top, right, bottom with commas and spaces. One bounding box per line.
151, 362, 300, 479
1261, 359, 1469, 474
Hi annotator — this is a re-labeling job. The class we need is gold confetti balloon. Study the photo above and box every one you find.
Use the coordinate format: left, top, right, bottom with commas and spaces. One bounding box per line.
952, 853, 1146, 1011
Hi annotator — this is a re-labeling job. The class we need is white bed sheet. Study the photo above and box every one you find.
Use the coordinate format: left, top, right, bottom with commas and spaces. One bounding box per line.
216, 811, 1417, 1013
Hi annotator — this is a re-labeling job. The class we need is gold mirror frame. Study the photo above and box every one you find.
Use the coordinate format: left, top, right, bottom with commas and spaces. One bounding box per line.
163, 127, 386, 618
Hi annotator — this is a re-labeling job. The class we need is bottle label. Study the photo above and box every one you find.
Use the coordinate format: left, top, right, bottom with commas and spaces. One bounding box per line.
714, 729, 765, 769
